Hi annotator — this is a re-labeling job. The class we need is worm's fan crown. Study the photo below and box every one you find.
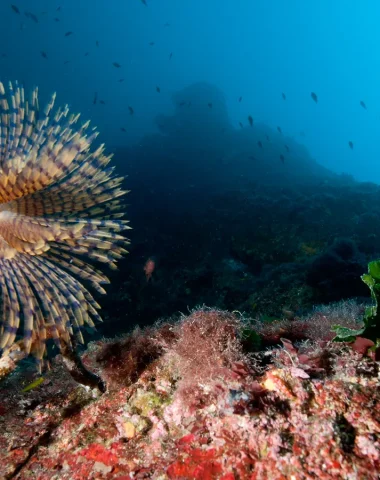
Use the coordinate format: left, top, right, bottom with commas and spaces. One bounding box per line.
0, 81, 129, 365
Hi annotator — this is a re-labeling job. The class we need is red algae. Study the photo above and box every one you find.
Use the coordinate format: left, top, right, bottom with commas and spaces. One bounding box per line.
0, 307, 379, 479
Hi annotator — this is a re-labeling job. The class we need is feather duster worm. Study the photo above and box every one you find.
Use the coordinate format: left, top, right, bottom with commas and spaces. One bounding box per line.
0, 81, 129, 383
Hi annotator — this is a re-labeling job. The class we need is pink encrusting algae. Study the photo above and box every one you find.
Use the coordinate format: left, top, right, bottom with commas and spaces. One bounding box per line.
0, 307, 379, 479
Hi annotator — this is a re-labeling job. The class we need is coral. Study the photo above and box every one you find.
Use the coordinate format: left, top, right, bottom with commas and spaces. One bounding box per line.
0, 82, 129, 372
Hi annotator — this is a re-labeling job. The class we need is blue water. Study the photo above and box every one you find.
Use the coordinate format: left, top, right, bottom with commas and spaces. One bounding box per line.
1, 0, 379, 182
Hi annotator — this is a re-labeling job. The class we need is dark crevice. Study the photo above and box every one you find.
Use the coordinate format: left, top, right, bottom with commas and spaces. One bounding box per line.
335, 413, 356, 454
7, 425, 55, 479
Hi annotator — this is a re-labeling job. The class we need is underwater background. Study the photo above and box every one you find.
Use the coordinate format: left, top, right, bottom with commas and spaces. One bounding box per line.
1, 0, 380, 338
2, 2, 380, 478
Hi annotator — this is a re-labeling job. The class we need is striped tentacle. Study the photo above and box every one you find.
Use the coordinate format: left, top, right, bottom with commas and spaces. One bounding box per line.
27, 255, 85, 344
18, 254, 69, 341
0, 259, 21, 351
5, 156, 128, 218
16, 255, 62, 348
0, 85, 95, 203
46, 246, 110, 292
0, 264, 15, 350
8, 260, 41, 355
0, 81, 129, 364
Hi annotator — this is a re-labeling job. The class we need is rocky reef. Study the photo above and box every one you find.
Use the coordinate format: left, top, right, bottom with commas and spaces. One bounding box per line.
0, 307, 379, 479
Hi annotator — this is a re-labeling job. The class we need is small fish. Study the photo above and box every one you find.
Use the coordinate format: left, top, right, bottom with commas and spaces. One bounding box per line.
25, 11, 38, 23
277, 126, 282, 134
65, 31, 73, 37
311, 92, 318, 103
149, 41, 155, 46
265, 134, 270, 141
282, 92, 286, 100
93, 92, 98, 105
141, 0, 147, 5
208, 102, 212, 108
238, 96, 242, 102
257, 141, 263, 148
57, 6, 61, 11
179, 101, 186, 106
41, 51, 48, 59
63, 60, 70, 64
96, 40, 99, 47
156, 86, 160, 93
360, 100, 367, 110
19, 22, 25, 30
348, 141, 354, 149
239, 122, 243, 128
285, 145, 290, 152
84, 52, 90, 56
118, 78, 124, 82
11, 5, 20, 14
54, 17, 59, 22
248, 155, 257, 160
121, 127, 126, 132
169, 52, 173, 60
280, 154, 285, 163
113, 62, 121, 68
248, 115, 253, 127
128, 106, 134, 115
100, 100, 105, 105
1, 54, 7, 58
164, 22, 170, 27
22, 377, 44, 393
144, 258, 155, 281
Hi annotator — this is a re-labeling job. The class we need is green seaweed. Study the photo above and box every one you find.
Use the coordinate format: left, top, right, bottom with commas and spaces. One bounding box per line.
241, 326, 262, 351
332, 260, 380, 346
